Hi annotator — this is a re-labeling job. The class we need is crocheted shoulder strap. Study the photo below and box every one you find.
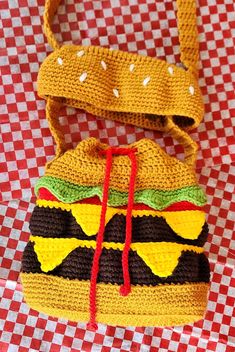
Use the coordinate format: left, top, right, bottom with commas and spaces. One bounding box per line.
43, 0, 199, 74
46, 98, 198, 168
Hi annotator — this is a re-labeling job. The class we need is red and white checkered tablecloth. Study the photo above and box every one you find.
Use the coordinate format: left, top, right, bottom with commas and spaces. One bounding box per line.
0, 0, 235, 351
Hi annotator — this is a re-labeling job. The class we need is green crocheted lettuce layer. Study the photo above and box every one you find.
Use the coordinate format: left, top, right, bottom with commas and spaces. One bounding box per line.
35, 176, 207, 210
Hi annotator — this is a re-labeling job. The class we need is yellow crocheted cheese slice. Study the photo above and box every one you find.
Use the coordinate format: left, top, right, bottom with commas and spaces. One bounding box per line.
30, 236, 203, 277
161, 211, 206, 240
33, 237, 79, 272
36, 199, 205, 239
71, 204, 114, 236
133, 243, 185, 277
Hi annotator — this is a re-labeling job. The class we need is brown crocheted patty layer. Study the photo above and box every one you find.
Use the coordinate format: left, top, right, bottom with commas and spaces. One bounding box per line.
29, 206, 208, 246
22, 242, 210, 286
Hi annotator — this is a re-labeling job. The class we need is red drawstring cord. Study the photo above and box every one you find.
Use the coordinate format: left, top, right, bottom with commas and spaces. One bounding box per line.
87, 148, 113, 331
87, 147, 138, 330
119, 150, 137, 296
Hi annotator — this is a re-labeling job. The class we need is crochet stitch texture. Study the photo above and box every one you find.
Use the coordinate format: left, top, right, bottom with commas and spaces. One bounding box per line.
20, 0, 210, 328
22, 139, 210, 327
38, 0, 204, 131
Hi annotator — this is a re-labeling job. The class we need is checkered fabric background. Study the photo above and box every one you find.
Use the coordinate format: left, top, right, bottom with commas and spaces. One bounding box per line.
0, 0, 235, 351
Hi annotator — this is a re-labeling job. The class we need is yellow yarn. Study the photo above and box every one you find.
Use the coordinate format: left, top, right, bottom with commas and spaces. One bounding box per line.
21, 273, 209, 327
38, 47, 203, 133
40, 0, 203, 133
43, 138, 199, 192
20, 0, 210, 328
36, 199, 206, 240
30, 236, 203, 277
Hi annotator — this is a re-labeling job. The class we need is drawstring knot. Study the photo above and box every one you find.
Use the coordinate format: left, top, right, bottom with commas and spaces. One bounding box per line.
88, 146, 138, 330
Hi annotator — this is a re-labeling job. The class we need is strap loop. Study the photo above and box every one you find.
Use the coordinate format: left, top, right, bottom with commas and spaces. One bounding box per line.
46, 98, 66, 156
43, 0, 199, 73
176, 0, 199, 74
165, 116, 198, 168
44, 0, 62, 50
46, 99, 198, 168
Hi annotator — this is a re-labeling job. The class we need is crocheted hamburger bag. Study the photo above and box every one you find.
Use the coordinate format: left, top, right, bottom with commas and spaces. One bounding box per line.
21, 0, 210, 329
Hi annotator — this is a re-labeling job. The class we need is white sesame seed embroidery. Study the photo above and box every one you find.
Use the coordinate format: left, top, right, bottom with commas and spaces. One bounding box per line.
189, 85, 195, 95
101, 60, 107, 70
113, 88, 119, 98
57, 57, 63, 65
79, 72, 87, 83
168, 66, 174, 75
130, 64, 135, 72
143, 77, 151, 86
77, 50, 85, 57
